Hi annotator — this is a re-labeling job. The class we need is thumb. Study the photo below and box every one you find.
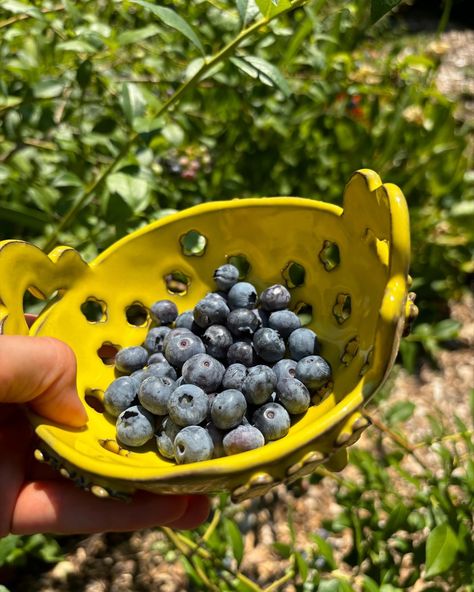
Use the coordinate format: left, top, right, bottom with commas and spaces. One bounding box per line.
0, 335, 88, 428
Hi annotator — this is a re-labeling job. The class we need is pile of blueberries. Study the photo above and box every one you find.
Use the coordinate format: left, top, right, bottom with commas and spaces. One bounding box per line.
104, 264, 333, 464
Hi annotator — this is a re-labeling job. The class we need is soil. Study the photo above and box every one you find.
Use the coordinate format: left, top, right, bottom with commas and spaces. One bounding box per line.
3, 27, 474, 592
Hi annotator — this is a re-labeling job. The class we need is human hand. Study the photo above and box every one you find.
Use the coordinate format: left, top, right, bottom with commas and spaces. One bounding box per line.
0, 332, 210, 537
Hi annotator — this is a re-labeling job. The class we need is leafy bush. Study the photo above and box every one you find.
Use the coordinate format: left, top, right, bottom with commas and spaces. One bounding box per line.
1, 0, 472, 324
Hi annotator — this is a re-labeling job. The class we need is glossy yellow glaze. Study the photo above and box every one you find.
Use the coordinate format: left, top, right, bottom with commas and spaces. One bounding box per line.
0, 169, 412, 500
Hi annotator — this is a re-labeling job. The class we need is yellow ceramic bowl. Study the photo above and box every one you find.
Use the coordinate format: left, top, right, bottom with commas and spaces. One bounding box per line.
0, 169, 413, 502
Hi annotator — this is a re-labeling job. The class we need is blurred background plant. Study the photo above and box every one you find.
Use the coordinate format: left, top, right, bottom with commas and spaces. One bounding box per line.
0, 0, 473, 590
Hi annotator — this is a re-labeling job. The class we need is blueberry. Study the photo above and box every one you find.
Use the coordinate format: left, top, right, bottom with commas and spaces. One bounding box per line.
222, 363, 247, 390
175, 311, 194, 330
167, 384, 209, 426
163, 327, 193, 352
144, 326, 171, 354
148, 352, 167, 365
164, 331, 205, 369
146, 361, 177, 381
116, 405, 155, 447
288, 328, 320, 361
213, 264, 240, 291
295, 355, 332, 393
130, 368, 150, 387
156, 416, 181, 460
276, 377, 310, 415
227, 308, 260, 338
150, 299, 178, 325
202, 325, 233, 360
252, 402, 290, 441
223, 425, 265, 455
272, 359, 297, 382
104, 376, 139, 417
210, 389, 247, 430
253, 328, 285, 363
193, 295, 230, 329
181, 353, 225, 393
174, 425, 214, 464
227, 282, 258, 310
268, 310, 301, 338
139, 376, 176, 415
242, 364, 277, 405
259, 284, 291, 311
227, 341, 255, 367
204, 421, 225, 458
115, 346, 149, 373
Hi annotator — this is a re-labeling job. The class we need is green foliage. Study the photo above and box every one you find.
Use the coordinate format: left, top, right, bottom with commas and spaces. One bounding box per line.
0, 533, 63, 568
0, 0, 472, 331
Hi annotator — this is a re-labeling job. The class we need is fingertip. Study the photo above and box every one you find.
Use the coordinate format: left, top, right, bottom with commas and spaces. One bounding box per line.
166, 495, 211, 530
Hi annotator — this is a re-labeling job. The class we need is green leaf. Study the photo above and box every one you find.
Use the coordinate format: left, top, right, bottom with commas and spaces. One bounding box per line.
0, 585, 12, 592
311, 533, 336, 570
57, 39, 98, 53
1, 0, 42, 18
369, 0, 403, 24
432, 319, 460, 340
33, 79, 66, 99
106, 173, 149, 211
0, 535, 21, 565
363, 576, 380, 592
294, 551, 309, 582
117, 25, 161, 46
255, 0, 291, 19
236, 0, 249, 24
383, 502, 410, 535
385, 401, 415, 425
230, 56, 291, 96
224, 518, 244, 565
425, 523, 458, 578
130, 1, 205, 54
120, 83, 146, 123
272, 542, 292, 558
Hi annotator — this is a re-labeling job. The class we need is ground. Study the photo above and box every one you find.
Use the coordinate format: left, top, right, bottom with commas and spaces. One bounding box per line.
5, 26, 474, 592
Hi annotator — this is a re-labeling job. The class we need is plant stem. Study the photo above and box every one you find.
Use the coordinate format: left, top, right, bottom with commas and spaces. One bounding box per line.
0, 5, 65, 29
162, 527, 263, 592
364, 411, 430, 472
41, 0, 308, 252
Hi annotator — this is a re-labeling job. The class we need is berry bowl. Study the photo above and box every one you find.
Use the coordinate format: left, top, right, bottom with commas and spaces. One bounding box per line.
0, 169, 415, 502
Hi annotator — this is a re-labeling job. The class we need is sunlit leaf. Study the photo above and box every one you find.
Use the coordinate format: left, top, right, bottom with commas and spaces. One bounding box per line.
425, 523, 458, 578
130, 0, 205, 54
117, 25, 161, 46
255, 0, 291, 19
106, 173, 149, 211
224, 518, 244, 565
120, 83, 146, 123
230, 56, 291, 96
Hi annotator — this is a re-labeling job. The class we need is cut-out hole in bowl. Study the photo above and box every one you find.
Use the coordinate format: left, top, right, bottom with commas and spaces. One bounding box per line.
333, 293, 351, 324
81, 297, 107, 323
282, 261, 306, 288
319, 241, 340, 271
341, 337, 359, 366
293, 302, 313, 326
125, 302, 149, 326
180, 229, 207, 256
97, 342, 120, 365
226, 254, 251, 280
23, 287, 61, 318
164, 270, 191, 296
84, 389, 105, 413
